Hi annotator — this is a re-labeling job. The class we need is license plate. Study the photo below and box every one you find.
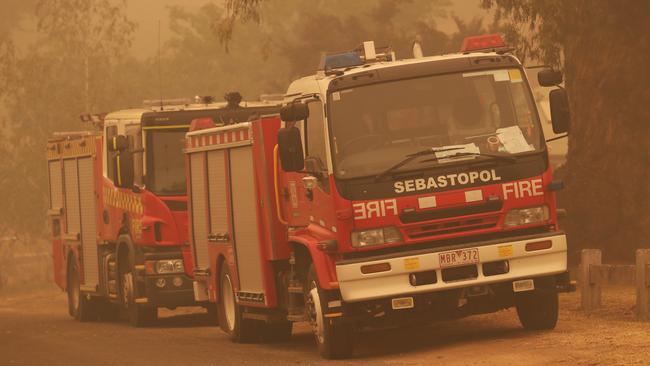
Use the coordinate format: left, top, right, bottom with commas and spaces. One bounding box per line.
391, 297, 414, 310
513, 279, 535, 292
438, 248, 479, 268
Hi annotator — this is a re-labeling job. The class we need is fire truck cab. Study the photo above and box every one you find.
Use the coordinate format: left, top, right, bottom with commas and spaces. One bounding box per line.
47, 95, 280, 326
187, 35, 572, 358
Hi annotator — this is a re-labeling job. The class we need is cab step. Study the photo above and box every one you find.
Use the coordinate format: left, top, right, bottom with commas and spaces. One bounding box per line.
287, 313, 306, 322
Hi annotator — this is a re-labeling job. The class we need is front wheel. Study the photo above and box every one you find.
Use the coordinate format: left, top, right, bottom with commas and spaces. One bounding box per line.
516, 289, 559, 330
67, 259, 98, 322
305, 264, 354, 359
217, 264, 258, 343
120, 262, 157, 327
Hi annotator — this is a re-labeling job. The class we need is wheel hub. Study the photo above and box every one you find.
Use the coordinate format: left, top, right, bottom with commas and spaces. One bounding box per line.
121, 272, 134, 307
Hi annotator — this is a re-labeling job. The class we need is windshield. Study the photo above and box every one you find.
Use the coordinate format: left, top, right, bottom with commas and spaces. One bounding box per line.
146, 129, 187, 195
329, 68, 543, 179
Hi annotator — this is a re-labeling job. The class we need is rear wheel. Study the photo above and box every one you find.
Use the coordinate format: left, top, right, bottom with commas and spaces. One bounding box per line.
120, 261, 157, 327
516, 288, 559, 330
217, 264, 258, 342
305, 264, 354, 359
67, 259, 98, 322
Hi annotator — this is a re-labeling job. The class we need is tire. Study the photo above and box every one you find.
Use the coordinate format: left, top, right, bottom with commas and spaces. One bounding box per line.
260, 321, 293, 343
516, 288, 559, 330
217, 264, 259, 343
120, 260, 157, 327
305, 264, 354, 359
67, 259, 98, 322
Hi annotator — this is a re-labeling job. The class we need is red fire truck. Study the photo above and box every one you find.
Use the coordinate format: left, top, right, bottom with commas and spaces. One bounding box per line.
186, 35, 573, 358
46, 95, 280, 326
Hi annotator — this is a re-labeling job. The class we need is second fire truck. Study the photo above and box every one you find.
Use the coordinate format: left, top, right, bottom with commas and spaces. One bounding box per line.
46, 94, 280, 326
186, 35, 573, 358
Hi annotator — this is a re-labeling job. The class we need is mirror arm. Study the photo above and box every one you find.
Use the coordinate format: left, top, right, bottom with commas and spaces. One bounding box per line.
289, 93, 320, 104
298, 170, 325, 180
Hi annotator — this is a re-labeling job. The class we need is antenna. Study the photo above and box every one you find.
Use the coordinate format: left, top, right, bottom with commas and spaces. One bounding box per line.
158, 19, 163, 110
412, 34, 424, 59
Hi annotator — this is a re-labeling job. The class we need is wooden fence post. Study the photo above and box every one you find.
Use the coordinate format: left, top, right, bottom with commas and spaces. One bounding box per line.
580, 249, 602, 311
636, 249, 650, 321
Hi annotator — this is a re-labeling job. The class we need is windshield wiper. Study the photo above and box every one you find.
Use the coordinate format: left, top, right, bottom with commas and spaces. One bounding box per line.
374, 147, 466, 182
420, 151, 517, 164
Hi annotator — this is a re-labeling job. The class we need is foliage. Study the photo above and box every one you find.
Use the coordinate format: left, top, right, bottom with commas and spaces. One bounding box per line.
217, 0, 264, 48
159, 0, 467, 100
483, 0, 650, 261
36, 0, 135, 56
0, 0, 137, 236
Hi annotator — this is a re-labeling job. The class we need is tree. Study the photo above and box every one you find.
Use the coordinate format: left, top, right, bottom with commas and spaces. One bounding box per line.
0, 0, 138, 236
217, 0, 264, 48
35, 0, 136, 111
482, 0, 650, 261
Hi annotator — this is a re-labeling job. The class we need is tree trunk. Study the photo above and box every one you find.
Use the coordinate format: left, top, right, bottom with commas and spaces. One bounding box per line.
562, 9, 650, 262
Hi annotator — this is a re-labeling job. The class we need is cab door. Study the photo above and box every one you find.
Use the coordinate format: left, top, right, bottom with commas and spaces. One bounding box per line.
299, 100, 337, 232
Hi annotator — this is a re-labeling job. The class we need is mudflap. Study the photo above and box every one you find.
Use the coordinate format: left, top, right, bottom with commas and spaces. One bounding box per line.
554, 271, 575, 293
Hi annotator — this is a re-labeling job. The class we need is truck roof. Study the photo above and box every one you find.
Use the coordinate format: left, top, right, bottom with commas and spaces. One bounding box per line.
102, 100, 281, 129
285, 50, 522, 100
103, 108, 150, 122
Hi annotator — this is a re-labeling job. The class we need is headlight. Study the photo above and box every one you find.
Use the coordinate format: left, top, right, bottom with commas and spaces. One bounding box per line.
504, 205, 550, 228
152, 259, 185, 274
351, 227, 403, 248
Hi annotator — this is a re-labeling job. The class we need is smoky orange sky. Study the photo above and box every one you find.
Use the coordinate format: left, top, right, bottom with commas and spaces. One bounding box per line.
4, 0, 486, 59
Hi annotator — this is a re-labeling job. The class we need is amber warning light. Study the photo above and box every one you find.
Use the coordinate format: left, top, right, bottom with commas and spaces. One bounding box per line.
461, 34, 507, 53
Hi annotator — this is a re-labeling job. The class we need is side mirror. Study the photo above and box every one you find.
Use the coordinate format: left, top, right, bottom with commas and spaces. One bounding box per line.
108, 135, 129, 152
277, 127, 304, 172
538, 69, 563, 87
549, 89, 570, 134
280, 102, 309, 122
114, 150, 135, 188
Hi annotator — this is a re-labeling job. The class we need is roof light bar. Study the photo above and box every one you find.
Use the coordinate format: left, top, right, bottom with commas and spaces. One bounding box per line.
189, 117, 216, 132
142, 98, 191, 107
319, 41, 395, 72
461, 34, 507, 53
320, 52, 363, 71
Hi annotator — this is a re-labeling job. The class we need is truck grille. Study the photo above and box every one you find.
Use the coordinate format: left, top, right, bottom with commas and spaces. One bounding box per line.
399, 200, 502, 223
406, 215, 499, 239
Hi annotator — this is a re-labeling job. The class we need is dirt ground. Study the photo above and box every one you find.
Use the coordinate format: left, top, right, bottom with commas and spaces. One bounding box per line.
0, 284, 648, 366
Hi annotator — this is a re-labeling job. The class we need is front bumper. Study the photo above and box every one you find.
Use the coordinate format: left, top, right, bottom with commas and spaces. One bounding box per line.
336, 232, 567, 303
144, 273, 196, 307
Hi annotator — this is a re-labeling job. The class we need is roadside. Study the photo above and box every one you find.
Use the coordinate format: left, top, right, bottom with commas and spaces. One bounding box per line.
1, 285, 648, 365
0, 236, 51, 293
